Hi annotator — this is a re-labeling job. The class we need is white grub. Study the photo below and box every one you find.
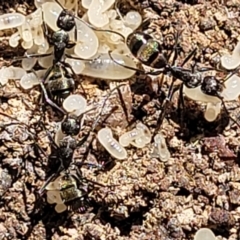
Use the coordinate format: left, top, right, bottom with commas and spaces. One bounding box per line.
0, 66, 26, 86
119, 123, 151, 148
97, 128, 127, 160
204, 102, 221, 122
82, 53, 136, 80
88, 0, 115, 28
119, 128, 142, 147
0, 13, 26, 30
194, 228, 216, 240
135, 123, 151, 145
63, 94, 87, 116
151, 133, 170, 162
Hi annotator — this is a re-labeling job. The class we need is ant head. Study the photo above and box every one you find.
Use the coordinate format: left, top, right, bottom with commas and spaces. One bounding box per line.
61, 114, 81, 136
57, 9, 75, 32
201, 76, 223, 97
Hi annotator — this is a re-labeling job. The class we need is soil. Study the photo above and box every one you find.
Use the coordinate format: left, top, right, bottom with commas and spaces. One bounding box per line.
0, 0, 240, 239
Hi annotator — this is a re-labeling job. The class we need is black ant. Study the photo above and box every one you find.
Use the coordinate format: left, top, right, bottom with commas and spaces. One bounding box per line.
109, 3, 240, 132
38, 84, 127, 205
13, 0, 124, 114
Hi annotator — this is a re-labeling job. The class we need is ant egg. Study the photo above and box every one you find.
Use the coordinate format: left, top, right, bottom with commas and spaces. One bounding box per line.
37, 39, 50, 54
63, 94, 87, 116
38, 54, 54, 69
73, 18, 99, 59
82, 0, 92, 9
20, 23, 33, 42
97, 128, 127, 160
151, 133, 170, 162
55, 203, 67, 213
232, 41, 240, 57
22, 58, 37, 71
124, 11, 142, 30
88, 0, 114, 28
221, 54, 240, 70
21, 40, 33, 49
222, 74, 240, 101
9, 32, 21, 48
20, 70, 45, 89
204, 102, 221, 122
107, 9, 117, 20
0, 67, 9, 85
194, 228, 216, 240
42, 2, 62, 31
0, 67, 26, 85
65, 58, 85, 74
34, 0, 54, 8
33, 27, 45, 46
110, 19, 124, 30
0, 13, 26, 30
7, 67, 26, 79
82, 53, 136, 80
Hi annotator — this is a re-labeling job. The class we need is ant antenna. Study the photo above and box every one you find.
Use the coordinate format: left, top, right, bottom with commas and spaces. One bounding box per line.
54, 0, 126, 42
108, 51, 163, 76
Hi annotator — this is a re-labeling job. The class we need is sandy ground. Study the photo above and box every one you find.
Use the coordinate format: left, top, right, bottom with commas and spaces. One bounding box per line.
0, 0, 240, 239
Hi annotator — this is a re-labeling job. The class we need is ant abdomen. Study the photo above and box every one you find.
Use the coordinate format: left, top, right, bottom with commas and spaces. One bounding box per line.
127, 32, 167, 69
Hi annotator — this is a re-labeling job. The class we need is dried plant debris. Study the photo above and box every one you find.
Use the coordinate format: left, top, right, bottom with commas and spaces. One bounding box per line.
1, 0, 240, 239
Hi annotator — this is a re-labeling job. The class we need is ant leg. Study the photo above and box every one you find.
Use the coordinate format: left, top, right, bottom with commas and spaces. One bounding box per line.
108, 51, 164, 75
154, 77, 176, 135
38, 171, 61, 196
196, 66, 215, 72
55, 0, 65, 9
181, 48, 198, 67
61, 61, 87, 97
65, 53, 98, 62
41, 9, 53, 45
12, 53, 52, 63
39, 121, 60, 150
217, 95, 240, 128
32, 70, 66, 114
116, 85, 130, 125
